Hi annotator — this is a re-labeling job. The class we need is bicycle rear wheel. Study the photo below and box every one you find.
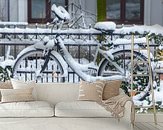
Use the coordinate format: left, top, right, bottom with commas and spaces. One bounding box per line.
98, 50, 151, 101
12, 49, 64, 83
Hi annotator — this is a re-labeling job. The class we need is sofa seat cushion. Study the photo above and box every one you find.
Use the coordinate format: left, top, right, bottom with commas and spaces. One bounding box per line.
55, 101, 112, 117
0, 101, 54, 117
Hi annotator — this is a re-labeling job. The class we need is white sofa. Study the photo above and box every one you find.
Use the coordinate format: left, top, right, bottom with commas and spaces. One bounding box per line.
0, 83, 133, 130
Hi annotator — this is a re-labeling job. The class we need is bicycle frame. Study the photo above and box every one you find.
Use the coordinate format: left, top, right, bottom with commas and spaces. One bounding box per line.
39, 35, 126, 82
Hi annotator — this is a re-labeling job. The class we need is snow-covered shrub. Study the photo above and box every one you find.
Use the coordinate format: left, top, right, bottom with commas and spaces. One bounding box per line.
0, 66, 12, 81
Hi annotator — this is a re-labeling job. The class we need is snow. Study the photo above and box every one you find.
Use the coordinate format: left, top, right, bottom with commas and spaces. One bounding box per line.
0, 23, 162, 37
113, 37, 146, 45
51, 4, 71, 20
0, 27, 100, 34
133, 80, 163, 111
94, 21, 116, 31
115, 24, 163, 35
44, 39, 55, 49
16, 45, 37, 59
0, 59, 15, 68
151, 81, 163, 105
139, 50, 154, 60
0, 22, 28, 26
63, 39, 97, 45
156, 61, 163, 68
98, 48, 114, 60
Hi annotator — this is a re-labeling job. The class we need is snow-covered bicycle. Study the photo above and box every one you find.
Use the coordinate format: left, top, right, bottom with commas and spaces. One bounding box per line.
12, 4, 150, 101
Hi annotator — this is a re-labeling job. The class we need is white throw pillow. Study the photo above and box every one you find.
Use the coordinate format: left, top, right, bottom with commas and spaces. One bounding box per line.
0, 80, 13, 102
11, 78, 37, 100
1, 88, 34, 103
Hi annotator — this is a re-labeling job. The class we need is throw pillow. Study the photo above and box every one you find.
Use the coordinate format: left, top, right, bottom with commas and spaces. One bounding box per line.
11, 78, 35, 89
0, 80, 13, 101
102, 80, 122, 100
78, 80, 105, 102
11, 78, 37, 100
0, 80, 13, 89
1, 87, 34, 103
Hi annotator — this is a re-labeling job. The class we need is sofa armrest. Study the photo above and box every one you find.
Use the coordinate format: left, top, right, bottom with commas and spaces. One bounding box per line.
123, 101, 133, 122
119, 89, 134, 124
120, 100, 134, 129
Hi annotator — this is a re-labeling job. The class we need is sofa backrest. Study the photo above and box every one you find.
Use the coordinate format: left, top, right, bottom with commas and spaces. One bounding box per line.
35, 83, 125, 105
35, 83, 79, 105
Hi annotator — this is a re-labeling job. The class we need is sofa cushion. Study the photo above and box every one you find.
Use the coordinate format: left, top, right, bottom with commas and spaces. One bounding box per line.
102, 80, 122, 100
55, 101, 112, 117
11, 78, 37, 100
1, 88, 34, 103
0, 101, 54, 117
78, 80, 104, 102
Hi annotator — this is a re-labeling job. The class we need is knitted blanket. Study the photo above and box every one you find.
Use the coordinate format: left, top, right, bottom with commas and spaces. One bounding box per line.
98, 94, 135, 123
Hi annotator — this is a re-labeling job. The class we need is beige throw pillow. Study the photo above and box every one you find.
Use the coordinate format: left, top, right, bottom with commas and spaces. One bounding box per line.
11, 78, 37, 100
1, 87, 34, 103
78, 80, 105, 102
0, 80, 13, 89
0, 80, 13, 101
102, 80, 122, 100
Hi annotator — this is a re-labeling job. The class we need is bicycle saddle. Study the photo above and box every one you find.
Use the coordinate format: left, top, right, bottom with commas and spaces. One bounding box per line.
94, 21, 116, 33
51, 4, 71, 21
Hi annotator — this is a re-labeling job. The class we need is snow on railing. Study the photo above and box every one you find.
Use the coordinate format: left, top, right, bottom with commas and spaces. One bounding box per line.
0, 22, 163, 35
0, 22, 28, 28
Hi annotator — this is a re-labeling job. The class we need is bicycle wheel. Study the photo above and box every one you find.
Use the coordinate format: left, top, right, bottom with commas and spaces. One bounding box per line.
12, 49, 65, 83
98, 50, 151, 101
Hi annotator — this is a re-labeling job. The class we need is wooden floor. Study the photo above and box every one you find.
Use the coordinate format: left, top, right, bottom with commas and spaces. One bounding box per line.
134, 114, 163, 130
134, 122, 163, 130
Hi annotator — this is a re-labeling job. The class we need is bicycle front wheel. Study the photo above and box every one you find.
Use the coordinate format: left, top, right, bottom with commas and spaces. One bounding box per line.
12, 49, 65, 83
98, 50, 151, 101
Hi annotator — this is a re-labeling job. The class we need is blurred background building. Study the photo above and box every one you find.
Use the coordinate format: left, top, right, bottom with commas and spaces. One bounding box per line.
0, 0, 162, 26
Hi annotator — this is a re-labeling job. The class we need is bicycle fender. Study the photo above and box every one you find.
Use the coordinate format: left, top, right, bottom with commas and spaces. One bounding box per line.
97, 58, 106, 75
15, 45, 36, 61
